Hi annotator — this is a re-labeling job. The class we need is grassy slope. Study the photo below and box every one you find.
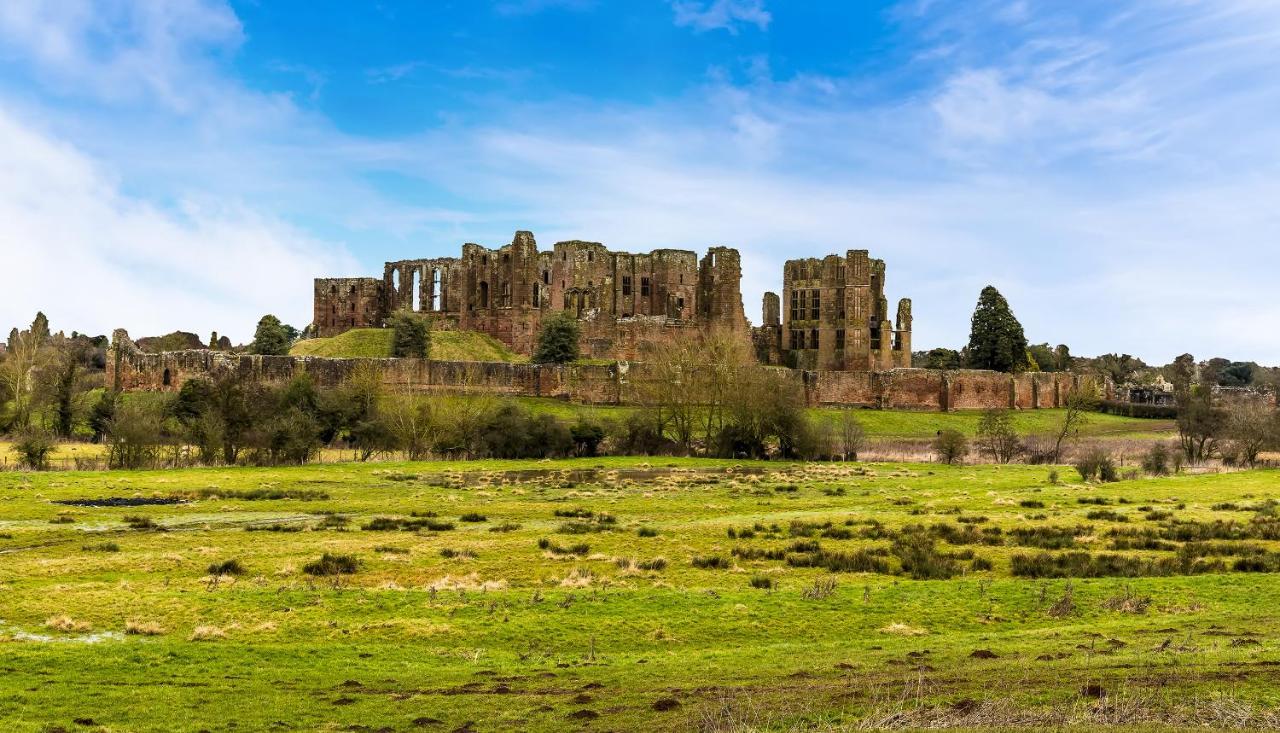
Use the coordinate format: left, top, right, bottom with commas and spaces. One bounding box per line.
1, 459, 1278, 731
290, 328, 525, 362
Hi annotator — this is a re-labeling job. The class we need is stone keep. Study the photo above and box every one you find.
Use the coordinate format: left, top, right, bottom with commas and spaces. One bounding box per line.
759, 250, 912, 371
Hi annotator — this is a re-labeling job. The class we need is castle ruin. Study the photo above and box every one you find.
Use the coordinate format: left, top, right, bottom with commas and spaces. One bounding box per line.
754, 250, 912, 371
314, 231, 747, 361
314, 233, 910, 370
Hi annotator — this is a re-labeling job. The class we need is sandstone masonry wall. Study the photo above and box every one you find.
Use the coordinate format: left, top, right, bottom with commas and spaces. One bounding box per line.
110, 331, 1105, 411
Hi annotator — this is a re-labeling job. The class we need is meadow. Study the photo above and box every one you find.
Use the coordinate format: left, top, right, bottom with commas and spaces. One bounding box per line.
2, 457, 1278, 731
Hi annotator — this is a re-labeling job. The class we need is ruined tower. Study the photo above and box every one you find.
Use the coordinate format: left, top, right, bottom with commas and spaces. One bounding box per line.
760, 249, 912, 371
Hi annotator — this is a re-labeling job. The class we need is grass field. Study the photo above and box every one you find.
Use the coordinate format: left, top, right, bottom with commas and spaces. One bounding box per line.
290, 328, 525, 363
2, 457, 1279, 731
514, 399, 1174, 441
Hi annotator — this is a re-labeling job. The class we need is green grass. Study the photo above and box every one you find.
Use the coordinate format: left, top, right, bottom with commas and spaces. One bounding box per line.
1, 458, 1278, 731
514, 399, 1173, 440
291, 328, 525, 362
429, 330, 525, 363
811, 406, 1175, 439
290, 328, 396, 358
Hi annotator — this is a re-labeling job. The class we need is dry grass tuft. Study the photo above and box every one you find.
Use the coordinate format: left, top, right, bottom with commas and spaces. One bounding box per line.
124, 619, 165, 636
426, 573, 508, 592
189, 625, 227, 641
44, 615, 92, 632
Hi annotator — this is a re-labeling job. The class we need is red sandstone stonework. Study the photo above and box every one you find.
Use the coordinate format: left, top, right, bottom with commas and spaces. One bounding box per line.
313, 231, 748, 361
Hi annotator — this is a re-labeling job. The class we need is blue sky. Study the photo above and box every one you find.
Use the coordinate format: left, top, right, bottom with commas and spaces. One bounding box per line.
1, 0, 1278, 363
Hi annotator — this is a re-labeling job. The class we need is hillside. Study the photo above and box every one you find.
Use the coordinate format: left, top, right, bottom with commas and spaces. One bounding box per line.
291, 328, 524, 362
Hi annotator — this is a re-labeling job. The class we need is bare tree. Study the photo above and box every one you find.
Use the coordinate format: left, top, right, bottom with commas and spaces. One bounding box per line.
1049, 386, 1097, 463
976, 409, 1021, 463
836, 411, 867, 461
1222, 399, 1278, 467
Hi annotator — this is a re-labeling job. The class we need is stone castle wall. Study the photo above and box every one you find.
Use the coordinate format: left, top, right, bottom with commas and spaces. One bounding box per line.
109, 331, 1107, 411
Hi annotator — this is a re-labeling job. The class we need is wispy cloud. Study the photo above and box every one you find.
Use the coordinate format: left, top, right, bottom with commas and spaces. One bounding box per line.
492, 0, 595, 17
672, 0, 771, 34
365, 60, 426, 84
366, 61, 534, 85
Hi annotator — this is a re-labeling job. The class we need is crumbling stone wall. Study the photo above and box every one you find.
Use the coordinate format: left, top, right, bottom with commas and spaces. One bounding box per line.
314, 278, 384, 337
109, 330, 1106, 412
315, 231, 748, 361
757, 249, 912, 372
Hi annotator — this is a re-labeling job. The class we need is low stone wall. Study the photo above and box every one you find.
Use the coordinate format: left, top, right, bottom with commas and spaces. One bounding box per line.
108, 331, 1106, 411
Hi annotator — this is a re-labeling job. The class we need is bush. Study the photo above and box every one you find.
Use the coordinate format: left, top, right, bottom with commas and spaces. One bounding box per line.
303, 553, 359, 576
207, 559, 245, 576
637, 527, 658, 537
570, 419, 606, 457
1075, 447, 1117, 482
891, 530, 960, 580
531, 312, 581, 364
459, 512, 487, 523
475, 403, 573, 459
613, 413, 673, 456
14, 428, 55, 470
691, 555, 731, 569
1141, 442, 1171, 476
749, 575, 775, 590
934, 429, 969, 465
388, 311, 432, 358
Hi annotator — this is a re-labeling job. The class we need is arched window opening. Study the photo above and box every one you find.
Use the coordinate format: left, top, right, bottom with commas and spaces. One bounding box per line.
162, 368, 172, 387
479, 281, 489, 308
432, 269, 442, 311
392, 269, 400, 291
411, 269, 422, 311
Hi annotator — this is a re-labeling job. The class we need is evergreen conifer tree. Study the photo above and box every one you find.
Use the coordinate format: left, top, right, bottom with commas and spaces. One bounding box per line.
965, 286, 1028, 372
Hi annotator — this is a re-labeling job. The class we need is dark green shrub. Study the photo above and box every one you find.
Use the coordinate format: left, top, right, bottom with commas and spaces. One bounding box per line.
388, 311, 432, 358
1141, 443, 1171, 476
207, 559, 245, 576
531, 312, 581, 364
14, 429, 55, 470
934, 429, 969, 465
303, 553, 359, 576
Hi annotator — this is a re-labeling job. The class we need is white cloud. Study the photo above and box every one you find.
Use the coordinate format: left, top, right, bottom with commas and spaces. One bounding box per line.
672, 0, 771, 34
0, 107, 356, 342
0, 0, 242, 111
